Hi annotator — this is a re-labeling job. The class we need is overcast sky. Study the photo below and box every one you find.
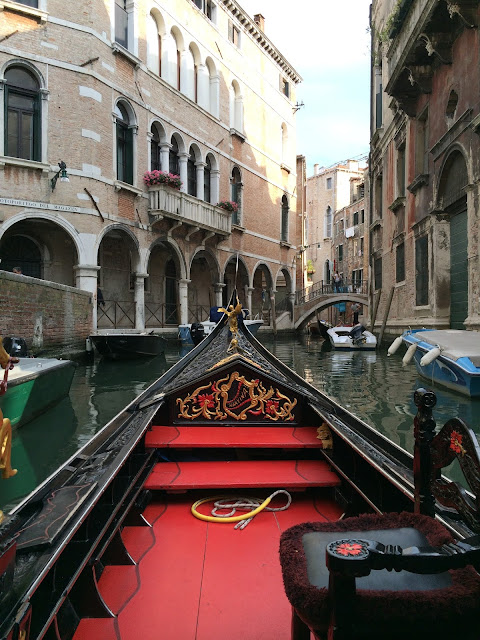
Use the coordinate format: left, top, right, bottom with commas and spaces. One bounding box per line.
238, 0, 372, 176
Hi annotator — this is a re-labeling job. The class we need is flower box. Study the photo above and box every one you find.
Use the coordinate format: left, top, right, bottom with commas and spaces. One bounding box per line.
143, 170, 182, 190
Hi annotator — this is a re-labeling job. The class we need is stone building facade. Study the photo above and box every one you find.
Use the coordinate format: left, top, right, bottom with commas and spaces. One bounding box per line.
0, 0, 301, 335
305, 160, 366, 290
370, 0, 480, 334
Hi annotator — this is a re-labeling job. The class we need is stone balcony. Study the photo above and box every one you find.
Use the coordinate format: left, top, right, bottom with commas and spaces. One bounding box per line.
148, 184, 232, 239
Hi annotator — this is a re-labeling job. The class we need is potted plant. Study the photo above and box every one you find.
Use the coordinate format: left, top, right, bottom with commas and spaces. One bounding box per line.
217, 200, 239, 213
143, 170, 182, 190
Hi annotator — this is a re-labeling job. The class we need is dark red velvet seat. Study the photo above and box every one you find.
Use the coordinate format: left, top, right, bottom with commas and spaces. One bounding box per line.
279, 389, 480, 640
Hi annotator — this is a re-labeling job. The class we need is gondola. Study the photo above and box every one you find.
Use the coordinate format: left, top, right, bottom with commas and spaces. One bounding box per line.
0, 295, 479, 640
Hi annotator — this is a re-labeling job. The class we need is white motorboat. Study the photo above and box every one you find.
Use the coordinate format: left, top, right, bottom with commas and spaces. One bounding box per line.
179, 307, 263, 346
327, 324, 377, 350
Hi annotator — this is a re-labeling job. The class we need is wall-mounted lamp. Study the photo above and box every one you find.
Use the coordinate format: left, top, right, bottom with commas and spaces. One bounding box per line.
51, 161, 70, 190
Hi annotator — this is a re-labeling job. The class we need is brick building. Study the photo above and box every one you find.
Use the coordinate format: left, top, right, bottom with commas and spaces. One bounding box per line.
370, 0, 480, 334
331, 171, 369, 322
0, 0, 301, 336
305, 160, 366, 289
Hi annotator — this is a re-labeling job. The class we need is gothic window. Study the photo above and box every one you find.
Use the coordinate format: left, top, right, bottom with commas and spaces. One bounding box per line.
231, 166, 242, 225
281, 195, 289, 242
5, 66, 41, 161
114, 101, 134, 184
169, 136, 179, 176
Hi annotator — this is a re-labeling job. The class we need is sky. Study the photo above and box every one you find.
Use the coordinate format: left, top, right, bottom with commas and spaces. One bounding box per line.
238, 0, 372, 176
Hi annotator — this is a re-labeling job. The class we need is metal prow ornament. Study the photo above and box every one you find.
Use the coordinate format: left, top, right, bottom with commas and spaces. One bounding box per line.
217, 298, 245, 354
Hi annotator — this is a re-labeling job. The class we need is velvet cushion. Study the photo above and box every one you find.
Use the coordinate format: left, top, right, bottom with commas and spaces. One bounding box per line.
279, 512, 480, 638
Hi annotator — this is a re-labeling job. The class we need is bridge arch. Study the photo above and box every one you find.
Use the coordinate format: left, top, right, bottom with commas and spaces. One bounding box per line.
294, 294, 368, 330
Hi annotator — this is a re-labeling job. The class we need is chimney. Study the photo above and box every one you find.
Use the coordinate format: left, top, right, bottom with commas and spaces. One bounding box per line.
253, 14, 265, 31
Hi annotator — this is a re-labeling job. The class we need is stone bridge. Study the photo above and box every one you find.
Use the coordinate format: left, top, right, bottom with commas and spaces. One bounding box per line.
294, 291, 369, 330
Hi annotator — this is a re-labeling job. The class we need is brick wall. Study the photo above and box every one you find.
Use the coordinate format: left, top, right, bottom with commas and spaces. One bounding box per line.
0, 272, 93, 355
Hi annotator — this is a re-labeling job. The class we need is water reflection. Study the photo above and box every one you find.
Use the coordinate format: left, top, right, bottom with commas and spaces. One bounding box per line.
3, 335, 479, 512
261, 334, 480, 456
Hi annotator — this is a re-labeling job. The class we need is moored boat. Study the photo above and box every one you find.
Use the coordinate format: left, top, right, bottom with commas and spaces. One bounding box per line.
179, 305, 263, 345
89, 331, 167, 359
0, 338, 75, 428
400, 328, 480, 397
327, 324, 377, 350
0, 299, 479, 640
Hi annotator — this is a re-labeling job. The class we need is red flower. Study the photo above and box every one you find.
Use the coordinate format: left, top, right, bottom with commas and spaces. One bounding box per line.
198, 394, 214, 408
450, 430, 465, 455
336, 542, 364, 557
266, 399, 279, 415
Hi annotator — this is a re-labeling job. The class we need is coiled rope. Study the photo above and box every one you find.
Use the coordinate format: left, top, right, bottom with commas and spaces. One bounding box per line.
191, 490, 291, 530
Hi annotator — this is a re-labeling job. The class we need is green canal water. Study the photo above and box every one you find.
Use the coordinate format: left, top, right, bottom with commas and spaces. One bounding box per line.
3, 334, 480, 513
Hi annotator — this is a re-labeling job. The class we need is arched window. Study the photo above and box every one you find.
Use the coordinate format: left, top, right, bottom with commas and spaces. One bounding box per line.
0, 235, 42, 278
229, 81, 243, 132
169, 136, 179, 175
206, 57, 219, 118
325, 206, 332, 238
114, 101, 134, 184
231, 167, 242, 225
204, 156, 211, 203
5, 66, 41, 161
150, 123, 161, 171
281, 195, 289, 242
185, 46, 197, 102
187, 147, 197, 197
281, 123, 288, 165
147, 13, 161, 75
171, 30, 181, 90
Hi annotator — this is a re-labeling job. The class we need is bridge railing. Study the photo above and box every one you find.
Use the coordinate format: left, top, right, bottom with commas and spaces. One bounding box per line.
295, 279, 368, 305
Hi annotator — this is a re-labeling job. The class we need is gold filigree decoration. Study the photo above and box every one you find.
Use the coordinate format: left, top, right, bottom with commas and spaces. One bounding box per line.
316, 422, 334, 449
176, 371, 297, 422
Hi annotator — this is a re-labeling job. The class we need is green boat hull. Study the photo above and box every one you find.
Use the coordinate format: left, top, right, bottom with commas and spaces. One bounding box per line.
0, 359, 76, 428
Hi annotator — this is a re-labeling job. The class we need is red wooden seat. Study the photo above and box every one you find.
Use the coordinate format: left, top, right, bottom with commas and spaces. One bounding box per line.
279, 389, 480, 640
145, 425, 324, 448
145, 459, 341, 491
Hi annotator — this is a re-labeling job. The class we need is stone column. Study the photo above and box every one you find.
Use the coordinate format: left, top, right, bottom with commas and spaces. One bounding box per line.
74, 264, 100, 330
178, 278, 191, 325
214, 282, 225, 307
134, 273, 148, 330
211, 169, 220, 205
247, 287, 254, 315
178, 152, 189, 193
160, 143, 171, 173
196, 161, 206, 200
288, 291, 295, 321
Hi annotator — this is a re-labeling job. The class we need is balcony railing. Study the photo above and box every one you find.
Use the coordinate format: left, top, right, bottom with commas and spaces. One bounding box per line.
295, 278, 369, 305
148, 185, 232, 236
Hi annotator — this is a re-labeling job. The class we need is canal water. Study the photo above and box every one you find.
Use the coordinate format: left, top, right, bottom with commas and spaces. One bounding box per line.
3, 334, 480, 513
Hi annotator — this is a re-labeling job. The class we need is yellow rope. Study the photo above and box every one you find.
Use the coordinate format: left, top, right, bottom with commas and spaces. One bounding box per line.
191, 495, 273, 523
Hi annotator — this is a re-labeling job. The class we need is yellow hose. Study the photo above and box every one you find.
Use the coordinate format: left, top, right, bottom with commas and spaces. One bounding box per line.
191, 495, 272, 523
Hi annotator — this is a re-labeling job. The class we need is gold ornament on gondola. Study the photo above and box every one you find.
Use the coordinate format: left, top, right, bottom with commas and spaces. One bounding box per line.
177, 371, 297, 422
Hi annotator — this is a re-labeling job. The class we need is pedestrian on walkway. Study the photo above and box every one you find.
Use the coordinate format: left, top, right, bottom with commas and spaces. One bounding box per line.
351, 302, 361, 325
333, 272, 341, 292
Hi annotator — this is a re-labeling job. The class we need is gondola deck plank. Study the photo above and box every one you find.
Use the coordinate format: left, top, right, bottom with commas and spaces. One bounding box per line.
144, 459, 341, 490
73, 493, 336, 640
